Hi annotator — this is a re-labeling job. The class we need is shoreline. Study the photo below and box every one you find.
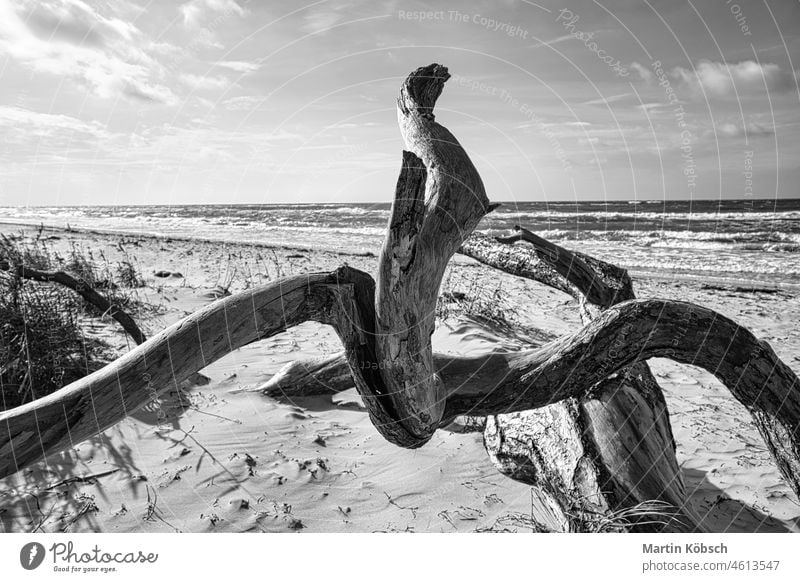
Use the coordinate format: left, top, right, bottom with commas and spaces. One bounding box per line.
1, 219, 794, 292
0, 219, 376, 258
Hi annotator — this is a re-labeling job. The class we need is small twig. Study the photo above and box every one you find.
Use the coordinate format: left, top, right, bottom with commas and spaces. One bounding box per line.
44, 468, 120, 490
384, 491, 418, 518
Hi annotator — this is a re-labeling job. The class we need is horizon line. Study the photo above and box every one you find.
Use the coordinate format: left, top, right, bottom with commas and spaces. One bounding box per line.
2, 196, 799, 208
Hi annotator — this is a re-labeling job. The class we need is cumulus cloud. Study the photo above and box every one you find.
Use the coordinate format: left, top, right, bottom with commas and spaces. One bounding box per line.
671, 60, 796, 99
178, 0, 246, 48
180, 73, 230, 91
180, 0, 245, 27
0, 105, 116, 162
629, 62, 653, 83
302, 11, 343, 35
0, 0, 177, 104
222, 95, 264, 111
216, 60, 260, 74
25, 0, 137, 46
716, 121, 774, 138
0, 105, 108, 136
582, 93, 633, 106
124, 124, 303, 170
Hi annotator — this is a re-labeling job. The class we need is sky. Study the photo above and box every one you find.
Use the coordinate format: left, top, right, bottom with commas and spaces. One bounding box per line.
0, 0, 798, 206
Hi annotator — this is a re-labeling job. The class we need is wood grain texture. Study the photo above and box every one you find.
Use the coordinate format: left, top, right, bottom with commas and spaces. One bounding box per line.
495, 226, 617, 308
442, 298, 800, 499
465, 227, 688, 531
375, 64, 495, 442
0, 270, 351, 478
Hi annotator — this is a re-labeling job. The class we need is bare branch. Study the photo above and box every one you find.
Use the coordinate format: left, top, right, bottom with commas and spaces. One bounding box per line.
441, 298, 800, 497
1, 261, 146, 345
0, 269, 356, 478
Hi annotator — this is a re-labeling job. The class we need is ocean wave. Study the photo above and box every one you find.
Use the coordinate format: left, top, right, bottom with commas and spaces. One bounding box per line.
486, 209, 800, 222
481, 228, 800, 247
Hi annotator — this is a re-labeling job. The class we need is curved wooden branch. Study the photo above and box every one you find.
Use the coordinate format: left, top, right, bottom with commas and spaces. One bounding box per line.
261, 352, 353, 398
356, 63, 494, 445
0, 269, 361, 478
263, 230, 638, 401
260, 279, 800, 505
441, 298, 800, 496
496, 226, 617, 308
462, 229, 685, 530
1, 261, 146, 345
3, 273, 800, 500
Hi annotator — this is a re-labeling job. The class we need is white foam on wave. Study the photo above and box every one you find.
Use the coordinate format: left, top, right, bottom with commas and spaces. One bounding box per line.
4, 205, 800, 284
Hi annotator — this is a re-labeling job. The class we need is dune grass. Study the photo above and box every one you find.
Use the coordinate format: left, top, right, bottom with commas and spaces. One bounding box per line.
0, 231, 147, 410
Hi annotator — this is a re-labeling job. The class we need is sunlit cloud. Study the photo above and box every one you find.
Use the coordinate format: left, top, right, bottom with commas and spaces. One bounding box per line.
0, 0, 176, 104
180, 0, 245, 28
180, 73, 231, 91
716, 121, 774, 138
671, 60, 796, 100
215, 60, 260, 74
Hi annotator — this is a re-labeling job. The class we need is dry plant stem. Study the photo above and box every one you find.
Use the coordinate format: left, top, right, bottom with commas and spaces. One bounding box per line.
0, 262, 146, 345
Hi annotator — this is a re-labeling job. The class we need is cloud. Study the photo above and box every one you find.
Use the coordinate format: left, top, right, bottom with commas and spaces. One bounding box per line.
629, 61, 653, 83
636, 102, 680, 117
0, 0, 177, 104
215, 60, 260, 74
180, 0, 245, 27
716, 121, 774, 138
119, 124, 303, 170
222, 95, 264, 111
581, 93, 633, 106
302, 11, 343, 34
180, 73, 230, 91
178, 0, 247, 48
530, 34, 573, 49
25, 0, 138, 47
671, 60, 796, 99
123, 81, 178, 103
0, 105, 114, 163
0, 105, 108, 136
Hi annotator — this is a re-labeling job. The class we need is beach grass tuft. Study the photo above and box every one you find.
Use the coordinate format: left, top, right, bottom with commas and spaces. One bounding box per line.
0, 232, 149, 409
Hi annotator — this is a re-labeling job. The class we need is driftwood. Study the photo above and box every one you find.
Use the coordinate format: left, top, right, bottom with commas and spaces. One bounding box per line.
0, 261, 147, 345
462, 228, 686, 531
1, 65, 799, 536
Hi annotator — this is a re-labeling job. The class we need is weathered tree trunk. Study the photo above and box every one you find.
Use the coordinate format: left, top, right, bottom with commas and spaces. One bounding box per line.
462, 228, 689, 532
263, 230, 689, 530
1, 64, 799, 537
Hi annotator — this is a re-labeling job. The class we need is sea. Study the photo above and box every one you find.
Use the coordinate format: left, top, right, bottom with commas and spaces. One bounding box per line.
2, 198, 800, 288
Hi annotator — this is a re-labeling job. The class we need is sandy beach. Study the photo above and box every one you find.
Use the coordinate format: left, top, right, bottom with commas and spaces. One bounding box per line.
1, 222, 799, 533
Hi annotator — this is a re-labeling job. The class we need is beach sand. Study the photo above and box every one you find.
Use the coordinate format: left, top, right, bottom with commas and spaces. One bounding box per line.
1, 224, 799, 533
